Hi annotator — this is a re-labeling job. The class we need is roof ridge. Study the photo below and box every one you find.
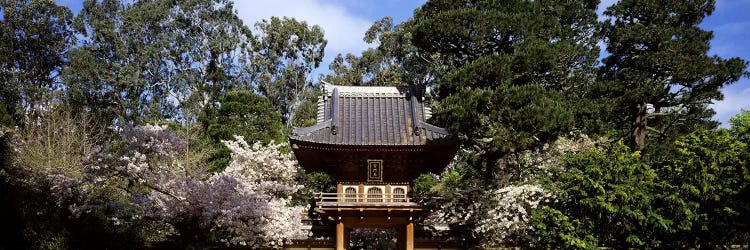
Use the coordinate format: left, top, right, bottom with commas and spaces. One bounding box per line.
323, 82, 410, 95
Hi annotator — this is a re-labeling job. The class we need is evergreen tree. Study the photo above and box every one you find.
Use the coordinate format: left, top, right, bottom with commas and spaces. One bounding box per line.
65, 0, 252, 127
660, 129, 749, 248
250, 17, 326, 125
205, 91, 283, 171
601, 0, 748, 150
290, 87, 320, 127
0, 0, 74, 126
411, 0, 600, 177
529, 141, 670, 248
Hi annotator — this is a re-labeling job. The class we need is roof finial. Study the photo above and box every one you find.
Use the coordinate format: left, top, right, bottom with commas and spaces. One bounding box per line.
410, 92, 421, 136
331, 88, 339, 135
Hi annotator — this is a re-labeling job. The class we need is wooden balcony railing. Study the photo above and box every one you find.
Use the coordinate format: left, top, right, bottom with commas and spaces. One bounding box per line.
314, 193, 418, 206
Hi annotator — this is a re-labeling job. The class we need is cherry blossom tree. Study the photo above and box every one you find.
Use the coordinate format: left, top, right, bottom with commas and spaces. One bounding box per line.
50, 124, 304, 248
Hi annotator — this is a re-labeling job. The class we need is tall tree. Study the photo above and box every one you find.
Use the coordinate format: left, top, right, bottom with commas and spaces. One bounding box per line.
322, 16, 450, 88
65, 0, 252, 127
411, 0, 600, 177
65, 0, 162, 125
323, 17, 412, 86
0, 0, 74, 126
149, 0, 253, 123
601, 0, 748, 150
250, 17, 326, 125
408, 1, 601, 247
728, 110, 750, 246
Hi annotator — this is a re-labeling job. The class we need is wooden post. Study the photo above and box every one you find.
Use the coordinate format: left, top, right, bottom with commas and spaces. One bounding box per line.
337, 183, 343, 202
398, 222, 415, 250
386, 184, 392, 202
336, 221, 345, 250
405, 222, 414, 250
359, 183, 364, 203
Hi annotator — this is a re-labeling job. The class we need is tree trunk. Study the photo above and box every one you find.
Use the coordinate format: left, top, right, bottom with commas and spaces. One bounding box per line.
631, 103, 648, 150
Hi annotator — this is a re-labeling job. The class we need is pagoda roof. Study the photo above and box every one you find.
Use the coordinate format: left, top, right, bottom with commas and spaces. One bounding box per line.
290, 83, 454, 147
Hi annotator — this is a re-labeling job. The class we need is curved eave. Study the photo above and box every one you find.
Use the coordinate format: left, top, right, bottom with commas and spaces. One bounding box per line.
289, 129, 459, 175
289, 120, 456, 147
289, 138, 459, 152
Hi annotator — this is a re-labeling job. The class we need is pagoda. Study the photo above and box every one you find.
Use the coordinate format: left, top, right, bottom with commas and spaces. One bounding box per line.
289, 83, 459, 250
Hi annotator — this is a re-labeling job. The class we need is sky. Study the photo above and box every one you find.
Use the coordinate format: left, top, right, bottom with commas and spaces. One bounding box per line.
58, 0, 750, 126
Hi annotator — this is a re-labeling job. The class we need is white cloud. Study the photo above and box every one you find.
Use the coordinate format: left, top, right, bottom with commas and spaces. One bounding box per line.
711, 80, 750, 127
233, 1, 374, 68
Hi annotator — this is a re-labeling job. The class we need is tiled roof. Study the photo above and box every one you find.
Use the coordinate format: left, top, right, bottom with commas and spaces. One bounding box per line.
290, 83, 453, 146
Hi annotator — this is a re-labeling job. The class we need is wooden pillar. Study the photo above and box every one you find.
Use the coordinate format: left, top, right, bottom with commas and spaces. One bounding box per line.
337, 183, 343, 202
398, 223, 414, 250
386, 184, 392, 202
336, 221, 345, 250
359, 183, 364, 203
405, 222, 414, 250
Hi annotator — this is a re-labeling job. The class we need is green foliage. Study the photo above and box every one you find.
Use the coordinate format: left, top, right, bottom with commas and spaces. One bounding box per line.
530, 132, 750, 248
304, 172, 336, 193
435, 84, 574, 162
291, 88, 320, 127
0, 130, 154, 250
66, 0, 252, 128
659, 129, 749, 247
0, 169, 70, 250
411, 0, 599, 179
251, 16, 326, 124
0, 101, 14, 128
730, 109, 750, 143
528, 206, 595, 250
204, 91, 283, 171
412, 173, 439, 198
322, 17, 411, 86
530, 141, 671, 248
207, 92, 283, 143
16, 105, 98, 178
0, 0, 74, 126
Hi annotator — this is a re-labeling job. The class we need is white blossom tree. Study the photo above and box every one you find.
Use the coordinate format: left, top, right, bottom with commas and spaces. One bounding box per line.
50, 124, 304, 248
425, 135, 604, 247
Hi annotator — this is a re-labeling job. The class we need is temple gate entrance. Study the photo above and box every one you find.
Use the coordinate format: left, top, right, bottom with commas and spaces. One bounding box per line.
349, 228, 397, 250
289, 83, 459, 250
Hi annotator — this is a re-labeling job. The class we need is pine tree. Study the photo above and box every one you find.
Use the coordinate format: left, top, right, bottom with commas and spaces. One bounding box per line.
411, 0, 600, 176
601, 0, 748, 149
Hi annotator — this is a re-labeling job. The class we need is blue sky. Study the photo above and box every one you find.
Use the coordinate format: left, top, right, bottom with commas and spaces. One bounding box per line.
698, 0, 750, 126
58, 0, 749, 126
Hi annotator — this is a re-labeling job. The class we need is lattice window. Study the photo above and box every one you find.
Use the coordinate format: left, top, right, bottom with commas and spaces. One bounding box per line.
393, 187, 406, 202
344, 187, 357, 202
367, 187, 383, 202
